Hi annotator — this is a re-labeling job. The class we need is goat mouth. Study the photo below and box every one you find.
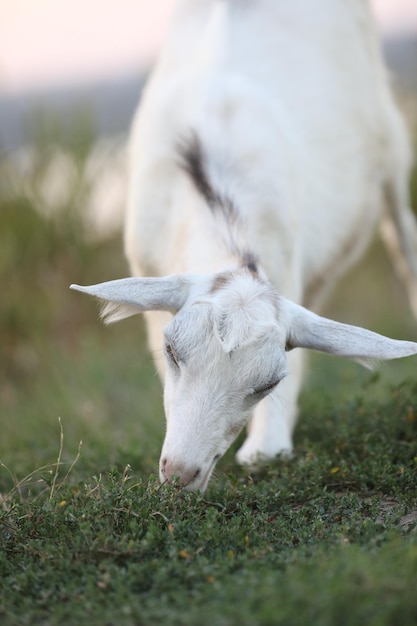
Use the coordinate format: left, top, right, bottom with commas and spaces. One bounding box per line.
192, 454, 222, 492
180, 463, 214, 492
170, 455, 221, 492
194, 467, 214, 492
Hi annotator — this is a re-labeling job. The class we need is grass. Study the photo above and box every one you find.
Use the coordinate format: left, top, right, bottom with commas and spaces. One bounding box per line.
1, 121, 417, 625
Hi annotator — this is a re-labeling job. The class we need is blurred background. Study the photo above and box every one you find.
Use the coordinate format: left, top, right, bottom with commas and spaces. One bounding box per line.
1, 0, 416, 152
0, 1, 416, 484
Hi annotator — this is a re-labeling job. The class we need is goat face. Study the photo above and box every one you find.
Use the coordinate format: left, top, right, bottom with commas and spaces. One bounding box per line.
160, 274, 288, 490
71, 271, 417, 491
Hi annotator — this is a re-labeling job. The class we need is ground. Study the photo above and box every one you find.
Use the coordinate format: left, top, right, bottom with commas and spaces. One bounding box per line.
0, 120, 416, 626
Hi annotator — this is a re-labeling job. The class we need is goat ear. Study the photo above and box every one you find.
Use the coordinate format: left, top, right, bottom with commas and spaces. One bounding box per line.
283, 299, 417, 367
70, 275, 206, 324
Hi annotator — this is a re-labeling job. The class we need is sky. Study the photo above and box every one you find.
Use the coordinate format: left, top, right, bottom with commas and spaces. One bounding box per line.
0, 0, 416, 94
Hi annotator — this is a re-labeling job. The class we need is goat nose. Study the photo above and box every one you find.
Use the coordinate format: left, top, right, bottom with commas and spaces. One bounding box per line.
160, 457, 201, 487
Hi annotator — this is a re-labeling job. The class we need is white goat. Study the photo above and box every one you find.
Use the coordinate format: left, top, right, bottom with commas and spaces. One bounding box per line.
72, 0, 417, 492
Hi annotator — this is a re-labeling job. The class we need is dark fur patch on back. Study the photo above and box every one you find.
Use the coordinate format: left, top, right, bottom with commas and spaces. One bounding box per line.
178, 132, 216, 206
241, 251, 259, 275
177, 132, 239, 224
178, 131, 262, 276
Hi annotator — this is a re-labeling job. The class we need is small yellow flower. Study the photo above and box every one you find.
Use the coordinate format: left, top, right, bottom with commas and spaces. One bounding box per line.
330, 467, 340, 474
58, 500, 67, 507
179, 549, 189, 559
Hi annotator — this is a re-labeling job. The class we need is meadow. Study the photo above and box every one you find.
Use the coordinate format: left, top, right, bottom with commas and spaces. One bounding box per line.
1, 118, 417, 625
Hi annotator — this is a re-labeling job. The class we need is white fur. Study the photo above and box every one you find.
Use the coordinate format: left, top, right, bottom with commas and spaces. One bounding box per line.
72, 0, 417, 491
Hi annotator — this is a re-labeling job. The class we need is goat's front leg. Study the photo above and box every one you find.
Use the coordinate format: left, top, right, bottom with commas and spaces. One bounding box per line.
236, 350, 304, 465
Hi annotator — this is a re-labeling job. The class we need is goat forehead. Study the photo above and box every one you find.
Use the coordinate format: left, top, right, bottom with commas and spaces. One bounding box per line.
165, 287, 280, 347
212, 273, 277, 308
166, 274, 284, 350
165, 303, 286, 381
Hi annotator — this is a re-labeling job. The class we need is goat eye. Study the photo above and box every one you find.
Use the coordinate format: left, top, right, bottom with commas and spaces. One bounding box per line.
253, 380, 280, 396
165, 343, 179, 367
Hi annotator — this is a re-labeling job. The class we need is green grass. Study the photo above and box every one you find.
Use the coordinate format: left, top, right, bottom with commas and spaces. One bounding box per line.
1, 126, 417, 625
